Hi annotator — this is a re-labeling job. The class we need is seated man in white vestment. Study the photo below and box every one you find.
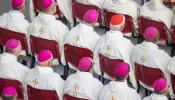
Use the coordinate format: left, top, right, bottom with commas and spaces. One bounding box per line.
102, 0, 140, 37
143, 78, 169, 100
140, 0, 173, 44
0, 0, 30, 34
0, 39, 29, 86
132, 27, 171, 90
93, 14, 137, 89
29, 0, 73, 25
29, 0, 69, 65
64, 10, 100, 69
2, 86, 18, 100
25, 50, 65, 100
98, 62, 141, 100
63, 57, 103, 100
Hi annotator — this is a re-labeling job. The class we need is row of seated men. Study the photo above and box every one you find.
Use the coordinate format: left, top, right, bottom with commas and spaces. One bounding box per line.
0, 39, 170, 100
0, 0, 175, 99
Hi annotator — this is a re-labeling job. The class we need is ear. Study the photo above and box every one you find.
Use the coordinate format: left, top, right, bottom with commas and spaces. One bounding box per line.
48, 60, 53, 67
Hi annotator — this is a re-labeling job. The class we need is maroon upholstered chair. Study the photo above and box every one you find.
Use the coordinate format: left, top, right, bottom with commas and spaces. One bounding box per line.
0, 78, 24, 100
170, 25, 175, 56
103, 10, 135, 37
99, 54, 124, 83
72, 0, 102, 26
63, 94, 88, 100
30, 35, 61, 68
134, 63, 164, 95
64, 44, 93, 77
27, 85, 59, 100
137, 17, 168, 44
171, 74, 175, 94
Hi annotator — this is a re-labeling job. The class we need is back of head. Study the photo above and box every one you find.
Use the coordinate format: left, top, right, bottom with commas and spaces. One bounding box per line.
143, 27, 159, 43
114, 62, 130, 81
2, 86, 17, 100
37, 50, 53, 67
79, 57, 93, 72
11, 0, 25, 12
5, 39, 22, 57
154, 78, 168, 95
41, 0, 57, 15
83, 10, 99, 26
110, 14, 125, 31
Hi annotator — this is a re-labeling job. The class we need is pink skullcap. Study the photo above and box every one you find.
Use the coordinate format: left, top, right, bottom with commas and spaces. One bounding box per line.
83, 10, 99, 23
79, 57, 92, 71
3, 86, 16, 95
5, 39, 20, 50
144, 27, 158, 39
154, 78, 167, 92
41, 0, 53, 8
115, 62, 129, 77
37, 50, 53, 63
11, 0, 23, 8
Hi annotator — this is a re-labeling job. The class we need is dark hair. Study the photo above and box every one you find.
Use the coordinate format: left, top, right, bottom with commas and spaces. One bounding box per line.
2, 94, 16, 100
5, 48, 13, 54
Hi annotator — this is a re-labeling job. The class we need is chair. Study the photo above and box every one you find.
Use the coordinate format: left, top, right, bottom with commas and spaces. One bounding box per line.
163, 0, 175, 6
103, 10, 135, 37
171, 74, 175, 94
32, 0, 61, 15
72, 0, 102, 26
134, 63, 164, 95
64, 44, 93, 77
63, 94, 88, 100
171, 25, 175, 56
30, 35, 61, 68
27, 85, 59, 100
99, 54, 124, 83
137, 17, 168, 44
0, 28, 4, 53
0, 78, 24, 100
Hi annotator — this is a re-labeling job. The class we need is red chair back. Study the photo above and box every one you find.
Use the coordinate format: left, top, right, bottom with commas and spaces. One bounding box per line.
171, 25, 175, 43
32, 0, 61, 15
99, 54, 124, 79
171, 74, 175, 90
72, 0, 101, 23
0, 28, 4, 45
0, 78, 24, 100
27, 85, 59, 100
103, 10, 135, 34
30, 35, 61, 60
63, 94, 88, 100
0, 28, 28, 51
135, 63, 164, 88
138, 17, 168, 41
163, 0, 175, 6
64, 44, 93, 69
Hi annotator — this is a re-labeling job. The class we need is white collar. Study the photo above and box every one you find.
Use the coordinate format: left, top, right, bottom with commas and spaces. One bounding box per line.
150, 93, 168, 100
108, 81, 129, 91
105, 30, 124, 41
112, 0, 130, 5
0, 53, 17, 64
34, 65, 53, 75
75, 71, 93, 79
38, 12, 56, 22
79, 23, 94, 32
140, 41, 158, 50
7, 10, 25, 21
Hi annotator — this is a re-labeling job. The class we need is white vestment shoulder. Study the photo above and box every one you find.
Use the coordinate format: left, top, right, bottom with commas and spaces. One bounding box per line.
140, 3, 173, 30
25, 66, 65, 100
98, 81, 141, 100
75, 0, 105, 9
132, 41, 171, 90
63, 72, 103, 100
0, 10, 30, 34
0, 53, 29, 85
143, 93, 168, 100
29, 13, 69, 65
93, 30, 137, 88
